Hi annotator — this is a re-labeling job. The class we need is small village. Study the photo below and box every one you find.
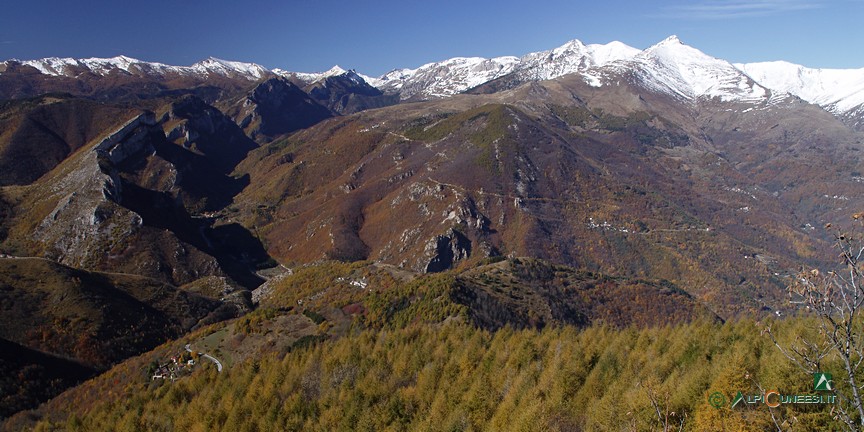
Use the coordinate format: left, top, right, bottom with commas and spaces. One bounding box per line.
149, 350, 199, 382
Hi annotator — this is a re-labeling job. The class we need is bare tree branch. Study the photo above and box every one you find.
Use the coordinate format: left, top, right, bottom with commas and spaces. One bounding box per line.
768, 219, 864, 431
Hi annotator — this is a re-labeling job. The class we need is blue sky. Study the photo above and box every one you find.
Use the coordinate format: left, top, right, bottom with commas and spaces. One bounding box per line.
0, 0, 861, 76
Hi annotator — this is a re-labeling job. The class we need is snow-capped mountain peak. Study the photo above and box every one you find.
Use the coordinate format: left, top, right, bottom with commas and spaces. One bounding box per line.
322, 65, 347, 78
655, 34, 682, 46
631, 36, 768, 102
14, 55, 182, 78
549, 39, 640, 66
516, 39, 640, 81
585, 41, 642, 66
278, 65, 357, 85
640, 35, 710, 62
319, 66, 371, 88
15, 56, 141, 76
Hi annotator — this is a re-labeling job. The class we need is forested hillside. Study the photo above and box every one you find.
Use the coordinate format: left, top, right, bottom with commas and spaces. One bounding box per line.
3, 260, 847, 431
12, 318, 840, 431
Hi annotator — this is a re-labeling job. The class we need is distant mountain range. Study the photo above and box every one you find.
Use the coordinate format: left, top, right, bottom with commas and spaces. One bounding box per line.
5, 35, 864, 125
1, 34, 862, 318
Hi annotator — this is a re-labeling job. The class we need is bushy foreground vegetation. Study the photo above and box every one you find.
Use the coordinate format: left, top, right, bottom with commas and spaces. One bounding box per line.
22, 317, 847, 431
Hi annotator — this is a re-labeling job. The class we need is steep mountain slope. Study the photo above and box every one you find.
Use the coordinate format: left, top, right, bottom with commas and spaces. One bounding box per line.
0, 96, 139, 185
453, 258, 717, 329
0, 255, 719, 424
0, 257, 221, 415
0, 92, 282, 418
2, 37, 861, 318
21, 257, 854, 431
0, 257, 218, 368
0, 337, 95, 418
222, 77, 333, 141
229, 72, 863, 318
2, 35, 864, 429
6, 316, 833, 431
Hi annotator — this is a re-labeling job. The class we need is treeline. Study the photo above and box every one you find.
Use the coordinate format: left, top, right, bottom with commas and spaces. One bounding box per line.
23, 318, 844, 431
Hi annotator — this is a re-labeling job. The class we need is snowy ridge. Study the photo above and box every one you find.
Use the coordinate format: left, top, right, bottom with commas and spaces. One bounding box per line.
4, 55, 269, 81
190, 57, 269, 80
376, 56, 520, 99
17, 56, 177, 76
735, 61, 864, 114
375, 68, 418, 89
372, 40, 641, 100
280, 65, 349, 84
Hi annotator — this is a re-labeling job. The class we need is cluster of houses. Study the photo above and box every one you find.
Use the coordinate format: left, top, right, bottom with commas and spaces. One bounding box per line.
151, 351, 197, 381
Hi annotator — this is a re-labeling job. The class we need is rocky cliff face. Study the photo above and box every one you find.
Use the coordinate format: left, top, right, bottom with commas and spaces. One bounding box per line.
30, 112, 157, 270
423, 228, 472, 273
1, 97, 271, 289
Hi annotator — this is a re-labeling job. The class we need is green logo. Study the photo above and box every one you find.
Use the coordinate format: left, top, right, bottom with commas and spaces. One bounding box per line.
730, 391, 745, 409
708, 391, 726, 409
814, 373, 833, 391
712, 372, 837, 410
